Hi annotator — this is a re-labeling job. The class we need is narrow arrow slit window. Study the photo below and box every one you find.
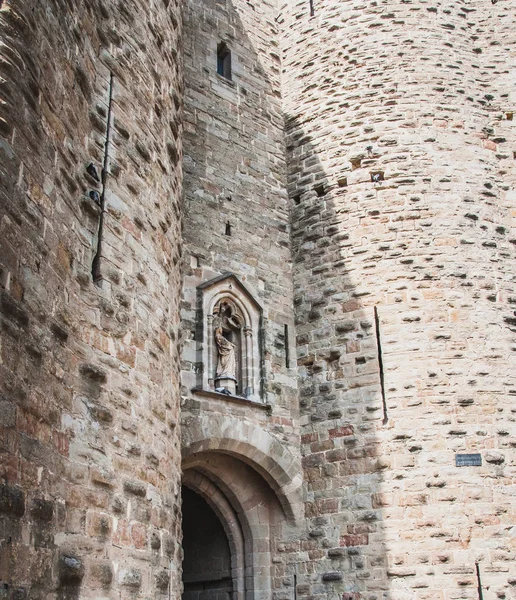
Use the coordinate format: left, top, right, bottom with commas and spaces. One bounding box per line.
217, 42, 232, 80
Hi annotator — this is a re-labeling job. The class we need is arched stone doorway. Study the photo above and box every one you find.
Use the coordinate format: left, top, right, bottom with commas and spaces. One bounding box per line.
181, 459, 261, 600
181, 486, 237, 599
181, 417, 304, 599
182, 455, 300, 599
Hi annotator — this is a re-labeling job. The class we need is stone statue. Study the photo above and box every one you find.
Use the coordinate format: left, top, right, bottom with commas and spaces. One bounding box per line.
218, 300, 242, 331
215, 327, 237, 380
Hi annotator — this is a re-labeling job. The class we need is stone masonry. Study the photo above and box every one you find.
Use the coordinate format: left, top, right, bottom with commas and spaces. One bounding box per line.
281, 0, 516, 598
179, 0, 303, 597
1, 0, 515, 599
0, 1, 184, 599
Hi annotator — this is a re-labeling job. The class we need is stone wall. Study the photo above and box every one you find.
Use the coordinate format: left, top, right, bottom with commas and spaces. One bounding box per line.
1, 0, 515, 598
181, 0, 297, 414
0, 1, 184, 599
180, 0, 303, 596
280, 0, 516, 598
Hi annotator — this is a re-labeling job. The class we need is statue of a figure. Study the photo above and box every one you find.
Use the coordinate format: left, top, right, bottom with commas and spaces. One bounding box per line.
215, 327, 237, 380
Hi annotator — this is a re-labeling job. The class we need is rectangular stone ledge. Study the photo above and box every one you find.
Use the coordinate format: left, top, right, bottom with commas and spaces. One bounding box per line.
190, 388, 271, 411
213, 73, 236, 89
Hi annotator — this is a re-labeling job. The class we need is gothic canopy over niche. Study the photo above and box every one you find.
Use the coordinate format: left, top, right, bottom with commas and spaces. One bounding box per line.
197, 274, 263, 402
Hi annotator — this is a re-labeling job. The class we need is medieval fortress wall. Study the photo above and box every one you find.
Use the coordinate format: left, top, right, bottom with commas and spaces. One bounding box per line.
0, 1, 184, 598
180, 0, 298, 431
0, 0, 515, 599
281, 0, 516, 597
180, 0, 303, 596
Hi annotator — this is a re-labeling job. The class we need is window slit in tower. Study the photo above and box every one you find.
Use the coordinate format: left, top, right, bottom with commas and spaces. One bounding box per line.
225, 222, 231, 236
374, 306, 388, 424
476, 564, 484, 600
309, 0, 315, 16
217, 42, 232, 80
284, 324, 290, 367
91, 72, 114, 285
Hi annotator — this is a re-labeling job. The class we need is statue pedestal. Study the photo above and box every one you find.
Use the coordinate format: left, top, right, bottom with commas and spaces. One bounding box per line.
215, 376, 237, 395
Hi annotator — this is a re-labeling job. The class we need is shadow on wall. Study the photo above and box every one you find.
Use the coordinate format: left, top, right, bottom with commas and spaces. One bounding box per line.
284, 113, 391, 599
180, 0, 390, 597
281, 1, 516, 599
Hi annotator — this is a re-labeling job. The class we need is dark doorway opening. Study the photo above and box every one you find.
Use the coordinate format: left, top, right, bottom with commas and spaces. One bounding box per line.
182, 487, 233, 599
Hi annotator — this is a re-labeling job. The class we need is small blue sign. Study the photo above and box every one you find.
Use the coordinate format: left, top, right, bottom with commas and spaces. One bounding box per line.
455, 453, 482, 467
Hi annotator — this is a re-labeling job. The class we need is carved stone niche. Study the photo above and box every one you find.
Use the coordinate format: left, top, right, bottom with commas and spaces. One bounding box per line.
197, 274, 263, 402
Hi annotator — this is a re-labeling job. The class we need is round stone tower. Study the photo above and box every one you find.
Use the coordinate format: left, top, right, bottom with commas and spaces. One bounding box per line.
0, 1, 184, 598
280, 0, 516, 597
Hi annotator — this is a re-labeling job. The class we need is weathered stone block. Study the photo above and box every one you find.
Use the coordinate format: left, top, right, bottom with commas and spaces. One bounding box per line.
59, 554, 85, 585
155, 570, 169, 590
119, 568, 142, 588
0, 484, 25, 516
0, 397, 16, 428
123, 480, 146, 497
90, 561, 113, 586
0, 292, 29, 326
30, 498, 54, 522
79, 363, 107, 383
